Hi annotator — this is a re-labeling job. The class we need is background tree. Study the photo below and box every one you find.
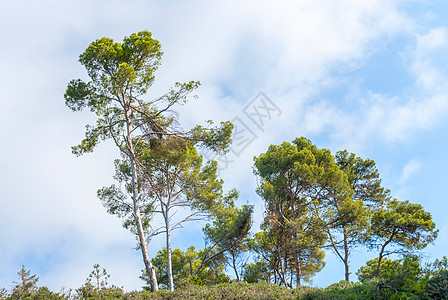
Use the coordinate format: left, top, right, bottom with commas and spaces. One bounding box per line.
253, 137, 347, 286
317, 150, 388, 282
243, 261, 270, 283
254, 207, 326, 287
145, 246, 229, 289
320, 196, 369, 283
247, 231, 280, 284
65, 30, 232, 291
196, 193, 253, 280
369, 199, 438, 270
425, 256, 448, 277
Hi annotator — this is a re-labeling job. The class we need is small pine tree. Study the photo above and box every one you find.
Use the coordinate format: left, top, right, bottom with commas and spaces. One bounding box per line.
11, 265, 39, 298
87, 264, 110, 290
77, 264, 113, 298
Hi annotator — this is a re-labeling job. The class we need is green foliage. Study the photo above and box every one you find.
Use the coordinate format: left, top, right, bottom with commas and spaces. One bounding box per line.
202, 195, 253, 280
65, 31, 162, 112
254, 137, 345, 285
425, 256, 448, 284
300, 281, 374, 300
314, 150, 390, 283
67, 30, 234, 292
372, 199, 438, 249
138, 281, 303, 300
66, 30, 206, 291
4, 259, 448, 299
25, 287, 65, 300
191, 120, 234, 154
243, 261, 270, 283
335, 150, 389, 208
65, 30, 231, 157
369, 199, 438, 267
139, 137, 225, 213
145, 246, 229, 290
135, 136, 235, 291
76, 285, 125, 299
423, 270, 448, 299
357, 255, 427, 298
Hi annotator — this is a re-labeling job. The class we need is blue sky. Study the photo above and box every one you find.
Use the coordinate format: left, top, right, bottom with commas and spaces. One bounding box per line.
1, 0, 448, 291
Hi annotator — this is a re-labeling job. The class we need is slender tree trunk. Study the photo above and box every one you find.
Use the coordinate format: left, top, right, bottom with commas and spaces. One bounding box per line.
280, 255, 290, 287
293, 249, 301, 286
343, 230, 350, 282
344, 259, 350, 282
135, 210, 158, 291
165, 214, 174, 292
296, 252, 302, 287
377, 230, 396, 275
231, 251, 240, 281
125, 106, 158, 291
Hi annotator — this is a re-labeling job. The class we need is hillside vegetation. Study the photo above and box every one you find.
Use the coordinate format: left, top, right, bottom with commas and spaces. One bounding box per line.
2, 260, 447, 299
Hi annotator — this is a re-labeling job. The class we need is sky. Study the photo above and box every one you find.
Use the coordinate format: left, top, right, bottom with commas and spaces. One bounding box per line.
1, 0, 448, 292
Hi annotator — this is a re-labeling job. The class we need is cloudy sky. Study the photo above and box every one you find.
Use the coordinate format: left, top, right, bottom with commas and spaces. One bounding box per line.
1, 0, 448, 292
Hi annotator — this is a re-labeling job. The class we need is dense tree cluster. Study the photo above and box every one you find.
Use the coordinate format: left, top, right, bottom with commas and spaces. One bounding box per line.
251, 137, 437, 286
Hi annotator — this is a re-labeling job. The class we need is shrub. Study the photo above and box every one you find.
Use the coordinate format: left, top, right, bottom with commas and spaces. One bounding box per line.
300, 281, 373, 300
357, 255, 426, 297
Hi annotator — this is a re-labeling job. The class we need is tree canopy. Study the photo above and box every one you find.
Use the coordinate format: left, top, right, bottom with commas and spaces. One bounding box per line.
369, 199, 438, 268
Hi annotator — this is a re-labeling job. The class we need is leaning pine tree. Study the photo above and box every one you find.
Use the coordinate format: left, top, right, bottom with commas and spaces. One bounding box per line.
65, 31, 232, 291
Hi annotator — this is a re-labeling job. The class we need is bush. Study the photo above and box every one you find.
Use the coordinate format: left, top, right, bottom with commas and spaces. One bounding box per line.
356, 255, 426, 297
300, 281, 373, 300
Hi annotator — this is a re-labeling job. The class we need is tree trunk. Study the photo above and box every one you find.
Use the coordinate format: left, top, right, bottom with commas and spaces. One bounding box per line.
377, 231, 395, 275
135, 212, 158, 291
165, 215, 174, 292
343, 230, 350, 282
344, 259, 350, 283
290, 197, 301, 287
125, 106, 158, 291
231, 251, 240, 281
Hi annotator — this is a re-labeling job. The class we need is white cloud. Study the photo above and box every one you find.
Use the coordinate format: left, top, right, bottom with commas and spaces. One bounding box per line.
398, 159, 422, 185
296, 26, 448, 151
